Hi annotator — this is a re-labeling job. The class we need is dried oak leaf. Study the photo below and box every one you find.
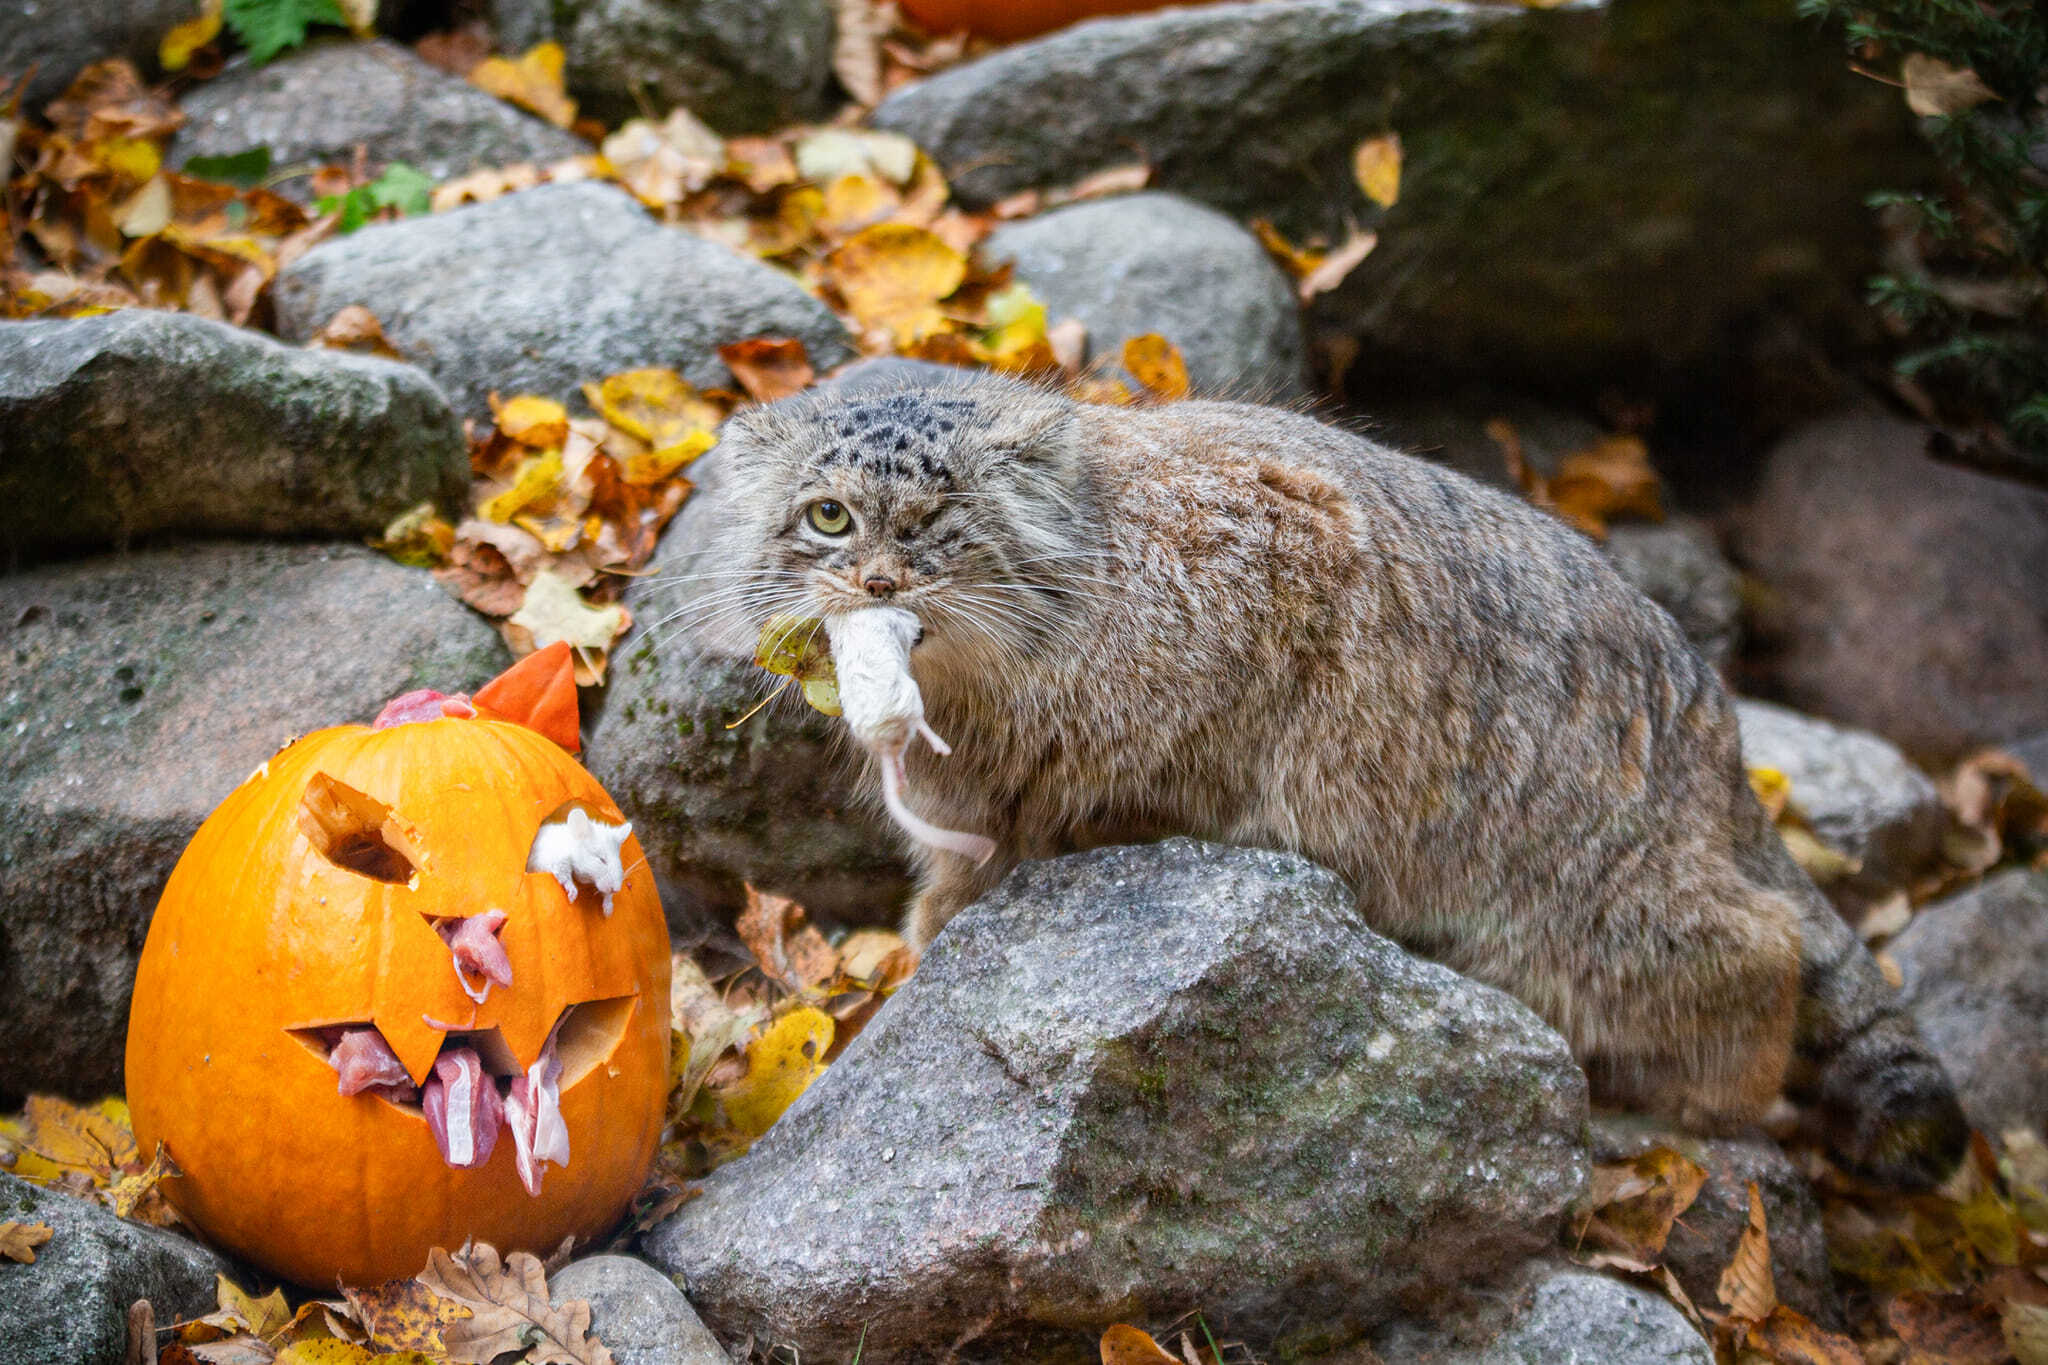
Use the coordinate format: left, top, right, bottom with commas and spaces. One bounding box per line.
341, 1277, 473, 1356
0, 1220, 52, 1263
417, 1243, 613, 1365
719, 337, 814, 403
737, 886, 839, 995
1573, 1145, 1709, 1261
1099, 1323, 1181, 1364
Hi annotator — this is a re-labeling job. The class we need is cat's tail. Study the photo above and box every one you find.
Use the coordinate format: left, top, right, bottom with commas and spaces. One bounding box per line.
1787, 875, 1968, 1189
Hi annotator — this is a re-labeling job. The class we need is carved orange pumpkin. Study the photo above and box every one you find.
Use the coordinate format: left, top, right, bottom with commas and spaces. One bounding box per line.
897, 0, 1217, 41
125, 658, 669, 1287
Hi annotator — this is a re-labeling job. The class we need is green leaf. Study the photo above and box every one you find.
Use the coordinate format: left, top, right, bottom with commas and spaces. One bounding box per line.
316, 163, 434, 235
181, 147, 272, 187
222, 0, 347, 65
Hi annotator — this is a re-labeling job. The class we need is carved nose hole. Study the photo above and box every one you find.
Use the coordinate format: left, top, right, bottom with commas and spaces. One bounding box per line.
299, 773, 423, 883
863, 576, 895, 596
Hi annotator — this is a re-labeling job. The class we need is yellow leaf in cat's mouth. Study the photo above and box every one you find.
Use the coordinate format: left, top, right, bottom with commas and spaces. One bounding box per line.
753, 616, 842, 717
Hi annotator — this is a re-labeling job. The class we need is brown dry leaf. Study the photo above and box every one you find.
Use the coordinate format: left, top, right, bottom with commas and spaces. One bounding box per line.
1886, 1290, 2009, 1364
1574, 1146, 1710, 1261
0, 1220, 52, 1263
1539, 433, 1664, 538
1746, 1305, 1864, 1364
1056, 162, 1152, 205
599, 109, 723, 208
1101, 1323, 1181, 1364
306, 304, 402, 359
341, 1279, 472, 1356
719, 336, 815, 402
417, 1243, 613, 1365
2005, 1301, 2048, 1365
1902, 54, 1999, 118
1295, 227, 1377, 302
1123, 334, 1191, 401
825, 222, 968, 346
833, 0, 891, 107
187, 1338, 279, 1364
468, 42, 577, 128
105, 1140, 179, 1223
414, 27, 492, 76
736, 887, 840, 995
1719, 1181, 1778, 1322
1353, 133, 1403, 208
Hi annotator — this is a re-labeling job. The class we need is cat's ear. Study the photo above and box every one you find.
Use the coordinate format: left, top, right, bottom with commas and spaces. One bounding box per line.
975, 388, 1081, 471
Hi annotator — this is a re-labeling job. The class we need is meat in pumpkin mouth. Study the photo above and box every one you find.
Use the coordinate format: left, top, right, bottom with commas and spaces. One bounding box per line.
287, 994, 636, 1194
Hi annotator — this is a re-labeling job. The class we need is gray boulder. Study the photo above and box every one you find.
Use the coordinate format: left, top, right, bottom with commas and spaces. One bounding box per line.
0, 543, 508, 1102
272, 181, 852, 420
174, 39, 588, 200
1374, 1263, 1712, 1364
585, 440, 908, 932
1591, 1116, 1837, 1327
0, 311, 466, 561
645, 839, 1591, 1363
0, 0, 193, 108
550, 1255, 730, 1365
1730, 408, 2048, 763
0, 1173, 232, 1365
1603, 520, 1740, 673
872, 0, 1925, 395
489, 0, 833, 131
1892, 869, 2048, 1138
982, 192, 1306, 400
1735, 699, 1947, 888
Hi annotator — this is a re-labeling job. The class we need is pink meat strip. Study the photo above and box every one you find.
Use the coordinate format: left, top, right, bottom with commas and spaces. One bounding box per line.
373, 689, 477, 728
435, 910, 513, 1003
329, 1026, 413, 1098
421, 1047, 502, 1169
503, 1037, 570, 1196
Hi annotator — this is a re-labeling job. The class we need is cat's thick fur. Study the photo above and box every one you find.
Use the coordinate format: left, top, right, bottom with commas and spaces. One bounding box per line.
706, 375, 1967, 1189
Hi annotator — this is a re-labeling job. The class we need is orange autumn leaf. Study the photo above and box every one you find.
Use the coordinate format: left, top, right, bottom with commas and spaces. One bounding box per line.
1718, 1181, 1778, 1323
468, 42, 577, 129
1746, 1305, 1865, 1365
825, 222, 967, 346
1122, 334, 1190, 401
1100, 1323, 1181, 1364
341, 1278, 474, 1357
719, 336, 816, 403
0, 1221, 53, 1264
1353, 133, 1403, 208
307, 304, 403, 360
1573, 1146, 1709, 1262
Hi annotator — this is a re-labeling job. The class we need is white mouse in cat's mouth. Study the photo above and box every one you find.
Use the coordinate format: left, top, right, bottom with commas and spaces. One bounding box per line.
824, 605, 996, 867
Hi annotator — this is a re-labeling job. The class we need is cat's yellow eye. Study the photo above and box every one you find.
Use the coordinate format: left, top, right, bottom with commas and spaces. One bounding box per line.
807, 500, 852, 535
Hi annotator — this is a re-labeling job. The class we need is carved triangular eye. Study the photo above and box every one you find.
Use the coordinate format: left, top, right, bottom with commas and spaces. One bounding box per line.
298, 773, 424, 884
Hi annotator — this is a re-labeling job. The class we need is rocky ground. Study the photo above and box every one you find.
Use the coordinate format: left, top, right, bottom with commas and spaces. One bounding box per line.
2, 2, 2045, 1364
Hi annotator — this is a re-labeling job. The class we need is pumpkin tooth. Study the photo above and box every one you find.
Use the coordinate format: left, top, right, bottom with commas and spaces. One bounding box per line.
421, 1047, 502, 1169
329, 1027, 413, 1098
435, 910, 514, 1003
505, 1038, 570, 1196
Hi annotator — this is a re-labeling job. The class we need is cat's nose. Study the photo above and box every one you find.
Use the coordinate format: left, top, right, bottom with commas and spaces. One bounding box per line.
863, 575, 897, 597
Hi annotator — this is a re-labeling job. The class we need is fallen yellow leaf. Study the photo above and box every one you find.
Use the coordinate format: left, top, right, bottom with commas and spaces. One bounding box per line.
1353, 132, 1403, 208
1902, 53, 1999, 118
469, 42, 577, 129
508, 570, 629, 654
479, 450, 565, 523
0, 1221, 52, 1264
158, 0, 222, 72
825, 222, 967, 346
492, 394, 570, 450
1100, 1323, 1181, 1364
713, 1006, 835, 1138
1122, 333, 1190, 401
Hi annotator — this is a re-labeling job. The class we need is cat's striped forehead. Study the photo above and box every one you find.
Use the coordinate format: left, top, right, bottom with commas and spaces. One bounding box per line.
805, 391, 984, 484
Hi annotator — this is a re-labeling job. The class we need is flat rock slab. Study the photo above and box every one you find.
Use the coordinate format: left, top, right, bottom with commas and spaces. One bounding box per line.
646, 839, 1590, 1362
1730, 408, 2048, 763
0, 543, 507, 1101
1892, 869, 2048, 1137
1375, 1263, 1713, 1364
872, 0, 1924, 392
272, 181, 852, 420
175, 39, 587, 200
0, 311, 465, 560
586, 441, 908, 931
1735, 699, 1946, 887
550, 1255, 730, 1365
982, 191, 1305, 399
490, 0, 834, 131
0, 1172, 233, 1365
